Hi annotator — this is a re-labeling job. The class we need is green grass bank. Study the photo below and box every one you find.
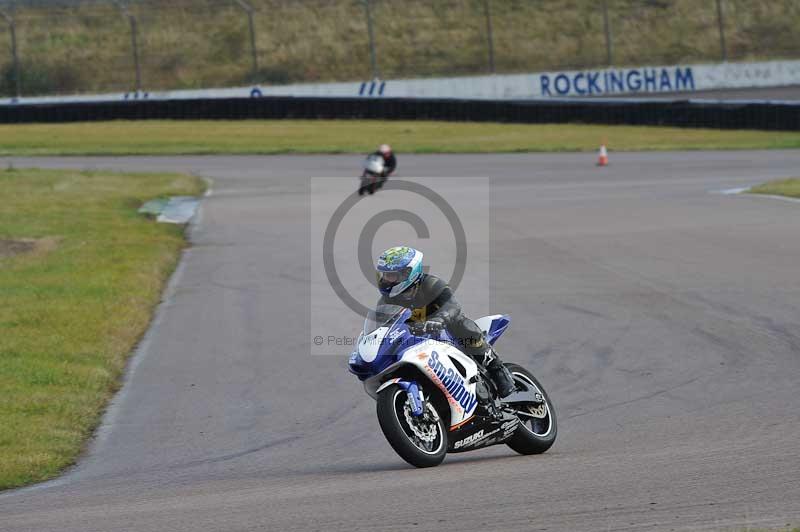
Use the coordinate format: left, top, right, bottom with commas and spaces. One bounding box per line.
750, 178, 800, 198
1, 120, 800, 156
0, 168, 204, 490
2, 0, 799, 96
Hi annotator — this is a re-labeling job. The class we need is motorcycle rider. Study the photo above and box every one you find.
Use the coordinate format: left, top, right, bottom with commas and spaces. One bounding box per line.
375, 246, 516, 398
372, 144, 396, 177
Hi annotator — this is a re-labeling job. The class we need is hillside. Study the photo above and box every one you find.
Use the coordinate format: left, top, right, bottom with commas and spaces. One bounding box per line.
1, 0, 799, 97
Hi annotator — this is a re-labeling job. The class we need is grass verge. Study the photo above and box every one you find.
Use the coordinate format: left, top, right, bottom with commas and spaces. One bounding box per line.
3, 0, 800, 95
1, 120, 800, 156
749, 178, 800, 198
0, 167, 204, 490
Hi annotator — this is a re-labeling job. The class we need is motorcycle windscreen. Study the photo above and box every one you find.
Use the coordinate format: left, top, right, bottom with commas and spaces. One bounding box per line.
363, 304, 408, 336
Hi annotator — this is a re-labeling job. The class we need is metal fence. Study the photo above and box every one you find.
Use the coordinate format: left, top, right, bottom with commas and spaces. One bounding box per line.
1, 0, 799, 98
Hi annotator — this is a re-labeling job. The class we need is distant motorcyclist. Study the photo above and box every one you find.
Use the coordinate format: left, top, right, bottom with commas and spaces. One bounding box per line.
372, 144, 396, 177
374, 246, 516, 397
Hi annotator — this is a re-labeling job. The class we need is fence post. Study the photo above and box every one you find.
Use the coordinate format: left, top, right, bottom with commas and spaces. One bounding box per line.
363, 0, 379, 79
129, 15, 141, 92
602, 0, 613, 66
234, 0, 258, 82
0, 9, 21, 99
113, 0, 142, 93
483, 0, 495, 73
715, 0, 727, 61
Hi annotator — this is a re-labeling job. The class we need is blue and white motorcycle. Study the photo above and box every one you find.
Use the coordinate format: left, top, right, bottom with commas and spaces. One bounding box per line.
349, 304, 556, 467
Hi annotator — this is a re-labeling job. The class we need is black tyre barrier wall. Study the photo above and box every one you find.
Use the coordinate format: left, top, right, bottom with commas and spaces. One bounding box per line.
0, 97, 798, 130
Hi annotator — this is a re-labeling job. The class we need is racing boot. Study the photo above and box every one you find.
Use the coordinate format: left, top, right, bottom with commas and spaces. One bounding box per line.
485, 355, 516, 398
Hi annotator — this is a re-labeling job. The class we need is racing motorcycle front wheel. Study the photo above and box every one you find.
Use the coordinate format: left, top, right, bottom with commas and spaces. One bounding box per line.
377, 384, 447, 468
504, 363, 557, 455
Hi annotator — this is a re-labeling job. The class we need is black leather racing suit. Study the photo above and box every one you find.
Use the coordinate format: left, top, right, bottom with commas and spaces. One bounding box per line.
379, 273, 491, 364
379, 272, 516, 397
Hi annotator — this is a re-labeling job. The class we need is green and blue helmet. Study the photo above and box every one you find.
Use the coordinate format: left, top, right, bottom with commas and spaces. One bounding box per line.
376, 246, 423, 298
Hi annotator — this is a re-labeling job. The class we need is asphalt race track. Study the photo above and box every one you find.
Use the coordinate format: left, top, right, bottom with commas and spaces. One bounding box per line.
2, 152, 800, 531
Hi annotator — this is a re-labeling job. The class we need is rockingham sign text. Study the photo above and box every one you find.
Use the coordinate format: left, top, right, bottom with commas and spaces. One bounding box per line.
539, 67, 695, 96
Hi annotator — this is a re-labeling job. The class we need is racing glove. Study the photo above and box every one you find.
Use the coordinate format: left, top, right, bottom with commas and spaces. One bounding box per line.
411, 319, 444, 335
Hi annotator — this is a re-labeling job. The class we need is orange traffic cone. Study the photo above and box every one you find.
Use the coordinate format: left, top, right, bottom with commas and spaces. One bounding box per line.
597, 144, 609, 166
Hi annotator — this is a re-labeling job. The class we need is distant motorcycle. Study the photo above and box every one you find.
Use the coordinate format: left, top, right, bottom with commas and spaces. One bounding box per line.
358, 154, 388, 196
348, 304, 557, 468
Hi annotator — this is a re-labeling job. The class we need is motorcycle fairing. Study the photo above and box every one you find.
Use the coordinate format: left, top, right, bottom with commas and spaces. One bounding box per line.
474, 314, 510, 345
364, 340, 480, 429
348, 322, 408, 380
409, 342, 481, 428
447, 413, 520, 453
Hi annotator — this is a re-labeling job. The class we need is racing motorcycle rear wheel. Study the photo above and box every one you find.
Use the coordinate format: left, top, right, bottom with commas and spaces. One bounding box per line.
377, 384, 447, 468
504, 363, 557, 455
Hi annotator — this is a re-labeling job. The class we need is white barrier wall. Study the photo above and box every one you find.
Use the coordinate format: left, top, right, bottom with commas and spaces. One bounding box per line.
376, 60, 800, 99
3, 59, 800, 105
